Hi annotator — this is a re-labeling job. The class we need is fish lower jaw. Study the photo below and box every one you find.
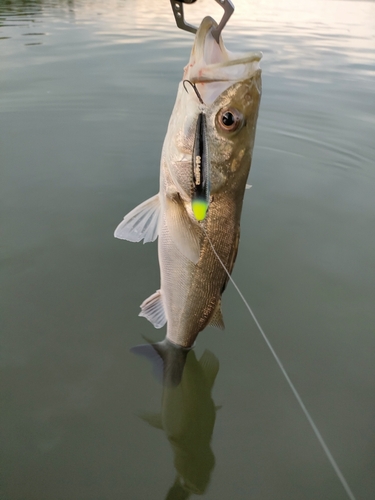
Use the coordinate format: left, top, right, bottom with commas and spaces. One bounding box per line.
187, 55, 262, 87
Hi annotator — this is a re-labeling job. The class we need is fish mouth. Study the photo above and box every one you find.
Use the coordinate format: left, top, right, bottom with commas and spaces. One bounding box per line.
183, 16, 262, 103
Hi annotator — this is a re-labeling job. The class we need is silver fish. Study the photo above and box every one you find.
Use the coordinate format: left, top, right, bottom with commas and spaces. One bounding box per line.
115, 16, 262, 348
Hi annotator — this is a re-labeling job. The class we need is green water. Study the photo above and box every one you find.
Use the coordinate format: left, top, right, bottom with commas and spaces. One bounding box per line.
1, 0, 375, 499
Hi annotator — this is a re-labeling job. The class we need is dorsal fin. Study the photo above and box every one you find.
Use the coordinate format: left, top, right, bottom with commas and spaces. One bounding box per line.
208, 300, 225, 330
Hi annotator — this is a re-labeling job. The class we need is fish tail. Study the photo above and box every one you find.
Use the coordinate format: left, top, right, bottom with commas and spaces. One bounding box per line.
131, 337, 191, 387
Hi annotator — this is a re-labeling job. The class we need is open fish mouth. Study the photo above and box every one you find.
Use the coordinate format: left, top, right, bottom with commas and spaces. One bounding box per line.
183, 16, 262, 104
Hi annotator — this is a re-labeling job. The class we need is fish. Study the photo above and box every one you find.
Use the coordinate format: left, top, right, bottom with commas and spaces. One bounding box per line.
131, 338, 191, 387
115, 16, 262, 348
133, 341, 220, 497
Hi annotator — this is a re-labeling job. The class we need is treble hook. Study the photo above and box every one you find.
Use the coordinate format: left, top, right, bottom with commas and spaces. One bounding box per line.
170, 0, 234, 43
183, 80, 204, 105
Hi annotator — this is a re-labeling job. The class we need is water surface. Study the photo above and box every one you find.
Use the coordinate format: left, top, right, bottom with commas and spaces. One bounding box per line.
1, 1, 375, 499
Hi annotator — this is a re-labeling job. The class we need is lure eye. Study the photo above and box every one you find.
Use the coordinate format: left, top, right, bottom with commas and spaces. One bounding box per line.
217, 108, 243, 132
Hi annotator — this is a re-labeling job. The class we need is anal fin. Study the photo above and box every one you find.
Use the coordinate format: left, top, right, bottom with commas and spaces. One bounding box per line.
139, 289, 166, 329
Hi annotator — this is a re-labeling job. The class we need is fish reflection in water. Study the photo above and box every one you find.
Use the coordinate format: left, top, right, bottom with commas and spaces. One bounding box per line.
132, 340, 220, 498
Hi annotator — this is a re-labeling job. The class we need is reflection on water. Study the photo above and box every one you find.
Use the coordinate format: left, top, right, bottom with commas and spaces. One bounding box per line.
1, 0, 375, 499
133, 342, 219, 498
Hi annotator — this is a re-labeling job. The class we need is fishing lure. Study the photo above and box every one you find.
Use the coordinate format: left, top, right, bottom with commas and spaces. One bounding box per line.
183, 80, 210, 221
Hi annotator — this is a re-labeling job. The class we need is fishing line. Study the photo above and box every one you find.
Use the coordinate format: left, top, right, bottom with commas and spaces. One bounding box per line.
203, 227, 357, 500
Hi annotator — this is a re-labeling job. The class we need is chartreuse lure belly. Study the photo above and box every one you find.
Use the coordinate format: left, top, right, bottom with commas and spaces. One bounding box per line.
192, 111, 210, 221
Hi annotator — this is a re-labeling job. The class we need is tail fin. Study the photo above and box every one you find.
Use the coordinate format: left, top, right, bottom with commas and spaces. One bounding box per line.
131, 337, 191, 387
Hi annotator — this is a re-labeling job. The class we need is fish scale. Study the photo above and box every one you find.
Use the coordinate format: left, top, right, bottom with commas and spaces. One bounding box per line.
164, 196, 239, 347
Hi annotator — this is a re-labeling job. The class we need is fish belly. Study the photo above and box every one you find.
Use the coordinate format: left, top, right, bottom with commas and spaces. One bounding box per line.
159, 193, 240, 347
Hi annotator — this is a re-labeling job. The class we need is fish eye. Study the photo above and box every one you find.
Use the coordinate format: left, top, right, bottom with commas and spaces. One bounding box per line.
217, 108, 243, 132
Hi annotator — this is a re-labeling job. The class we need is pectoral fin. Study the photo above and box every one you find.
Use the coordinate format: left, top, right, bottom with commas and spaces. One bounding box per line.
139, 290, 166, 329
114, 194, 160, 243
165, 193, 201, 264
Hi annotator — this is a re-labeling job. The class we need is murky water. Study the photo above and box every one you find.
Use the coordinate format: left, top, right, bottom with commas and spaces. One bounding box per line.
1, 0, 375, 499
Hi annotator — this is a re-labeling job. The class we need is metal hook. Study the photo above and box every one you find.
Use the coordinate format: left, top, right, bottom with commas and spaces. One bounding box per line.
183, 80, 205, 105
170, 0, 234, 42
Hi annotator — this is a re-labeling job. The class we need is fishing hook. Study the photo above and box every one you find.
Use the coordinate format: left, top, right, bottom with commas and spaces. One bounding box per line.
183, 79, 204, 105
170, 0, 234, 43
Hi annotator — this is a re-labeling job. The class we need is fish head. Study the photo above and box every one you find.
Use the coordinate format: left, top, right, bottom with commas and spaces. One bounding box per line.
164, 16, 262, 201
184, 16, 261, 105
